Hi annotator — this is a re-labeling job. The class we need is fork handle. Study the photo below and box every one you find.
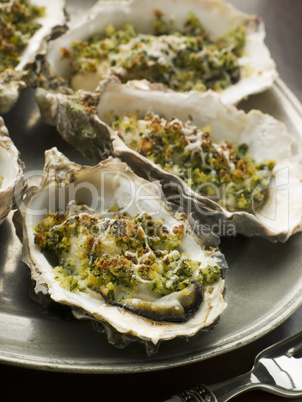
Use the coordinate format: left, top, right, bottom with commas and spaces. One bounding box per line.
209, 371, 258, 401
165, 383, 218, 401
165, 372, 258, 402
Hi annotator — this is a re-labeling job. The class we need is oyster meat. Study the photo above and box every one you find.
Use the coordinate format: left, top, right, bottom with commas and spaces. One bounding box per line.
0, 0, 66, 115
15, 148, 227, 353
39, 0, 277, 105
0, 117, 25, 224
37, 81, 302, 242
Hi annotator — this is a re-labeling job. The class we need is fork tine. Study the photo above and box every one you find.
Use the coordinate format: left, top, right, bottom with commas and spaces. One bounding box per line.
257, 331, 302, 360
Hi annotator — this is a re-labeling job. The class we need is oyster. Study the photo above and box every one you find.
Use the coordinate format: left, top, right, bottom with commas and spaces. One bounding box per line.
0, 0, 66, 115
39, 0, 277, 105
0, 117, 25, 224
36, 81, 302, 242
15, 148, 227, 353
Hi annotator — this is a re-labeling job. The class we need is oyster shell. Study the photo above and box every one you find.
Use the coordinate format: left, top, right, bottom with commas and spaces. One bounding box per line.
36, 81, 302, 242
0, 0, 66, 115
0, 117, 25, 224
39, 0, 277, 106
15, 147, 227, 353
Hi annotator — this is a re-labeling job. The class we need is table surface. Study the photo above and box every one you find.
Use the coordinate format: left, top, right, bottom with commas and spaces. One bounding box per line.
1, 1, 302, 401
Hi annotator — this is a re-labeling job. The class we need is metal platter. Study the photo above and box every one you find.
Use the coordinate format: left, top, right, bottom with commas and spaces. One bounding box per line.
0, 0, 302, 374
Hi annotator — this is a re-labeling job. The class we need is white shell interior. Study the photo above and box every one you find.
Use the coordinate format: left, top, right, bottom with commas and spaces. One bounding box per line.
46, 0, 277, 105
23, 150, 226, 344
0, 147, 18, 191
0, 117, 23, 202
0, 117, 24, 225
15, 0, 66, 71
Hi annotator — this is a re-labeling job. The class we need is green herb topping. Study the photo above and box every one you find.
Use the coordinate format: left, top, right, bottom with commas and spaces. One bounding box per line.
112, 113, 276, 212
34, 201, 221, 302
62, 11, 246, 92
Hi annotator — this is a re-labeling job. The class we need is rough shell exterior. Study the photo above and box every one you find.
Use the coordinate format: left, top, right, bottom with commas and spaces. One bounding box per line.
42, 0, 277, 105
15, 148, 227, 353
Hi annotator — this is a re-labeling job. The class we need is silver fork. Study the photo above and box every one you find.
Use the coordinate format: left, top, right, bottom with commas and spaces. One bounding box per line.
165, 331, 302, 402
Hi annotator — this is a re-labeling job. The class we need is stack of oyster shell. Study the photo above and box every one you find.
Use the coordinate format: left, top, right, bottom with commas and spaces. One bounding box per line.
1, 0, 302, 355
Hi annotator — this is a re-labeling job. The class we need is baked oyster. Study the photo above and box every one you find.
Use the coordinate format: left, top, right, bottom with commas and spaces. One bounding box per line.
0, 0, 66, 114
39, 0, 277, 105
0, 117, 25, 223
15, 148, 227, 353
37, 81, 302, 242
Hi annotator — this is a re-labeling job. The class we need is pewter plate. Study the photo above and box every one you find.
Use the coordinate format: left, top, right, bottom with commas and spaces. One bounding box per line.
1, 77, 302, 373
